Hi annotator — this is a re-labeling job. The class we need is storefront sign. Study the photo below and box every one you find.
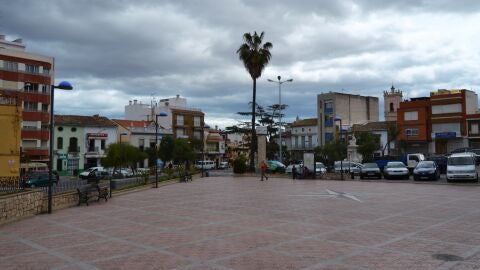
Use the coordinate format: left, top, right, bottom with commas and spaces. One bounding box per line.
435, 132, 457, 139
87, 133, 108, 139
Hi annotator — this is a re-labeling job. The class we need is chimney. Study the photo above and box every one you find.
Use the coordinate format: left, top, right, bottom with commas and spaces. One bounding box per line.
12, 38, 22, 44
215, 125, 218, 130
176, 94, 180, 99
129, 100, 132, 105
133, 99, 137, 105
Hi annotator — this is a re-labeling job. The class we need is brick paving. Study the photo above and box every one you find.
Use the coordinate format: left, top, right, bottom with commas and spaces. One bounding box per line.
2, 177, 480, 269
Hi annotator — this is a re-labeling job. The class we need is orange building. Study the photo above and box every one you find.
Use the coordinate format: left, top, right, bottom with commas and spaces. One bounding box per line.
397, 97, 431, 153
0, 35, 54, 162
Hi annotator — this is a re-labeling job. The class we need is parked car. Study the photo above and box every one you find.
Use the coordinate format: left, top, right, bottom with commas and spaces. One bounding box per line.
267, 160, 286, 173
334, 161, 363, 175
406, 153, 425, 172
446, 152, 478, 182
112, 168, 134, 178
79, 166, 105, 179
195, 160, 215, 170
360, 163, 382, 179
218, 161, 229, 169
314, 162, 327, 175
383, 161, 409, 180
286, 162, 303, 174
426, 154, 448, 174
24, 172, 58, 188
413, 161, 440, 181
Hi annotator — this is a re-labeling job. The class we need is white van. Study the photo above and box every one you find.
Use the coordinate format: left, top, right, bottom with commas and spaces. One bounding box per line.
446, 153, 478, 182
406, 153, 425, 171
195, 160, 215, 170
334, 161, 363, 175
79, 166, 105, 179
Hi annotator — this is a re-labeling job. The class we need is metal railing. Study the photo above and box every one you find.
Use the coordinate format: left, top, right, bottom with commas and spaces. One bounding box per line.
0, 178, 25, 194
38, 179, 88, 195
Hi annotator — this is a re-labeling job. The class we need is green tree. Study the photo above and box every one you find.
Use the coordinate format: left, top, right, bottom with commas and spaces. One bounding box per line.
102, 143, 144, 172
266, 140, 279, 160
158, 136, 174, 163
314, 140, 347, 167
356, 132, 381, 163
237, 31, 273, 171
382, 122, 400, 157
172, 138, 195, 168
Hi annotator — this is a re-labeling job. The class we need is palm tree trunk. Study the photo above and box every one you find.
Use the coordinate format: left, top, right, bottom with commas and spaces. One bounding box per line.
250, 78, 257, 172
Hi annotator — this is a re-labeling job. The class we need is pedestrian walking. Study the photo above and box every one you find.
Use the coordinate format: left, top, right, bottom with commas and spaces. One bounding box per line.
292, 165, 297, 180
260, 160, 268, 181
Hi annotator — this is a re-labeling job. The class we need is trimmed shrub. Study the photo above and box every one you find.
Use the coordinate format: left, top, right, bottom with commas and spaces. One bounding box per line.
233, 156, 247, 174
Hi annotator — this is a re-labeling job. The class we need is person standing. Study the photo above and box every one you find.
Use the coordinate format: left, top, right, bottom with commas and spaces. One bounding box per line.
260, 160, 268, 181
292, 164, 297, 180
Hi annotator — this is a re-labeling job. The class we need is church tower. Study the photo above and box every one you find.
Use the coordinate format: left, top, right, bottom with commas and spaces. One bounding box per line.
384, 84, 403, 121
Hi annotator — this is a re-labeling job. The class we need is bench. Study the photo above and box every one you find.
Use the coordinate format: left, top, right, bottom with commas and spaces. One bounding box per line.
77, 184, 109, 206
178, 172, 192, 182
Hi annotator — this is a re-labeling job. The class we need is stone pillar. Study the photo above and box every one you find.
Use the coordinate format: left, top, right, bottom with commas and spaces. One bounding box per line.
256, 126, 268, 172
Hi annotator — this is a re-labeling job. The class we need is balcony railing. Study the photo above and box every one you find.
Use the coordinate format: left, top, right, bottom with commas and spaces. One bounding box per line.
68, 146, 80, 153
87, 146, 100, 153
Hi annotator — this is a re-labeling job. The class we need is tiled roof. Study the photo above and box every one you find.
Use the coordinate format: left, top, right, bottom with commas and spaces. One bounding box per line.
55, 114, 116, 127
291, 118, 317, 127
351, 121, 395, 132
113, 119, 153, 129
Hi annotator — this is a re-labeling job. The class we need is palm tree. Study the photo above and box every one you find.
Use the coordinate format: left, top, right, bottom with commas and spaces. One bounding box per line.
237, 31, 273, 171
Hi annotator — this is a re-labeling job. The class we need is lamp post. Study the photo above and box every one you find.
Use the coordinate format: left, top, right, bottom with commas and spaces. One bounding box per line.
334, 116, 344, 180
155, 112, 168, 188
201, 123, 210, 177
119, 132, 128, 143
267, 76, 293, 163
48, 81, 73, 214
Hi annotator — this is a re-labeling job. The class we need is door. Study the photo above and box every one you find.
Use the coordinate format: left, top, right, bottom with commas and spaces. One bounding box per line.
435, 139, 447, 154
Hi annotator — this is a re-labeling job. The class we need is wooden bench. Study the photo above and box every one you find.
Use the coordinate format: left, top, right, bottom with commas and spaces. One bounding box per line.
77, 184, 109, 206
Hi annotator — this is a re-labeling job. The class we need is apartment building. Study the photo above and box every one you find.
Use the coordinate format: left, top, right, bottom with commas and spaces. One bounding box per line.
317, 92, 379, 146
430, 89, 478, 154
124, 95, 204, 140
0, 94, 21, 177
54, 115, 117, 175
397, 97, 431, 154
289, 118, 318, 160
0, 35, 54, 162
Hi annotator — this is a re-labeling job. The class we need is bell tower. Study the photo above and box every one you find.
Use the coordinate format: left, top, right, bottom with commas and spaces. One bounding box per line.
383, 84, 403, 121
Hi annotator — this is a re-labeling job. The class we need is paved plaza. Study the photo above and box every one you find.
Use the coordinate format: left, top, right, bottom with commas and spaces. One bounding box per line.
2, 177, 480, 270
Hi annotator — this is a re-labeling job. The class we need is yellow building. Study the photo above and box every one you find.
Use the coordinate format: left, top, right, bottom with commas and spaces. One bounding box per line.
0, 93, 22, 178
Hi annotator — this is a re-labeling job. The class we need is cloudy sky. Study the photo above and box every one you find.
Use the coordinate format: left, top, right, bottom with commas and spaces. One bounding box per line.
2, 0, 480, 128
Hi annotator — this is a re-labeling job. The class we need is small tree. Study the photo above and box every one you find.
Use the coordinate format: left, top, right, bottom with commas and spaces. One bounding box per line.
356, 132, 381, 163
158, 136, 174, 163
233, 155, 247, 173
102, 143, 144, 174
172, 138, 195, 170
315, 140, 347, 168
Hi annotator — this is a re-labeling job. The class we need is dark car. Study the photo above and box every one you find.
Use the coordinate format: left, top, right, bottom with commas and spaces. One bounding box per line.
24, 172, 58, 188
413, 161, 440, 181
360, 163, 382, 179
267, 160, 286, 173
426, 155, 447, 174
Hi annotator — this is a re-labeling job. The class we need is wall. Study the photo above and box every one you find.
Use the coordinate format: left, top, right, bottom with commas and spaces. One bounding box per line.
53, 125, 85, 173
0, 189, 79, 225
0, 103, 21, 177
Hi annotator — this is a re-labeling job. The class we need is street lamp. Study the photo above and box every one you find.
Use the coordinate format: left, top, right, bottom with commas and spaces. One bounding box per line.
155, 112, 168, 188
48, 81, 73, 214
201, 123, 210, 177
334, 116, 344, 180
119, 132, 128, 143
267, 76, 293, 163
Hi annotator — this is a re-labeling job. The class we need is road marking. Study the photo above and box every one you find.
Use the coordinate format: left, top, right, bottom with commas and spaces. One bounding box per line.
289, 189, 363, 203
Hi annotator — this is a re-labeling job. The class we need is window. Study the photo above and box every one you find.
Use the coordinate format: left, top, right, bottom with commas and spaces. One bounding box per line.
176, 115, 184, 126
57, 137, 63, 149
193, 131, 201, 139
294, 136, 298, 148
69, 137, 78, 152
58, 126, 64, 131
325, 132, 334, 142
471, 123, 479, 134
139, 138, 145, 150
389, 102, 394, 112
432, 104, 461, 114
4, 61, 18, 71
101, 140, 106, 150
194, 116, 201, 127
71, 127, 77, 132
41, 85, 49, 94
176, 128, 184, 138
405, 128, 419, 136
43, 67, 50, 75
301, 136, 305, 148
24, 83, 39, 93
308, 136, 313, 148
25, 64, 39, 73
404, 111, 418, 121
24, 101, 37, 111
41, 104, 49, 112
432, 123, 460, 133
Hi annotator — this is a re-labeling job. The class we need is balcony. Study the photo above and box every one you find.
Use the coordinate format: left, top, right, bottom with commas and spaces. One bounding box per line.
68, 146, 80, 153
22, 111, 49, 122
21, 92, 50, 104
21, 129, 49, 140
86, 146, 100, 153
23, 148, 49, 157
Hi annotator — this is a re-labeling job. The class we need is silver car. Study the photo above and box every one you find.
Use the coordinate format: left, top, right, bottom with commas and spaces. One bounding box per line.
383, 162, 409, 180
